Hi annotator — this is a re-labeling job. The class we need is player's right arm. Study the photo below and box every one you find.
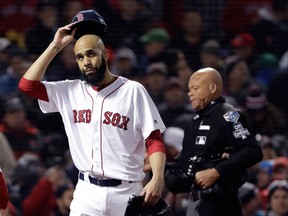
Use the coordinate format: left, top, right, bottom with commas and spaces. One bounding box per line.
19, 23, 77, 100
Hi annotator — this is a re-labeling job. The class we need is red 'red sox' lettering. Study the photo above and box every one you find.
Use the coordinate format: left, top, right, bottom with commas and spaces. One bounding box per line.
103, 111, 130, 130
73, 109, 92, 123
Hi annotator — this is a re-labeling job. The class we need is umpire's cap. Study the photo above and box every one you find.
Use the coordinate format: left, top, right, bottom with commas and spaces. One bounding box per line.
71, 9, 107, 39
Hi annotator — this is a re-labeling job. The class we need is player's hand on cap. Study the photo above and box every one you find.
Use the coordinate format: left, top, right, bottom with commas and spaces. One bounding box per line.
52, 23, 77, 51
140, 176, 165, 207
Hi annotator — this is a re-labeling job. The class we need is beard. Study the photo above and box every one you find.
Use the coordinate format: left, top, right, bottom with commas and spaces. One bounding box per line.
80, 55, 107, 86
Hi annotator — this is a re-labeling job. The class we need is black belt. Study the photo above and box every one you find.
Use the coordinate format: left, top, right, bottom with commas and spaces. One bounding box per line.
190, 185, 223, 202
79, 172, 132, 187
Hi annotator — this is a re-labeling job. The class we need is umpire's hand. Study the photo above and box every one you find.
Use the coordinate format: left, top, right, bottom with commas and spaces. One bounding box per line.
195, 168, 220, 189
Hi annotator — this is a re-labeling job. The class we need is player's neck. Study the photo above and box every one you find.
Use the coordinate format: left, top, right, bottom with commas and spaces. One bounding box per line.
92, 72, 117, 91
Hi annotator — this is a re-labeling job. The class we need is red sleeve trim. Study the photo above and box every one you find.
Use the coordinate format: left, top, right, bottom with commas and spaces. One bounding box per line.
0, 172, 9, 209
146, 130, 166, 156
18, 77, 49, 102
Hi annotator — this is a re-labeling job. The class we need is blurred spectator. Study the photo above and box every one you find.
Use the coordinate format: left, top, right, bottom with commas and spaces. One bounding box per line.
175, 50, 193, 92
144, 62, 167, 107
159, 48, 190, 77
238, 182, 264, 216
161, 0, 185, 37
138, 27, 171, 70
110, 47, 141, 80
0, 97, 43, 159
0, 86, 46, 135
0, 132, 16, 178
158, 77, 193, 127
162, 126, 184, 162
242, 82, 287, 136
267, 71, 288, 126
41, 133, 69, 168
25, 1, 59, 59
91, 0, 124, 26
269, 135, 288, 158
58, 0, 84, 26
0, 37, 11, 73
250, 0, 288, 58
0, 46, 30, 99
257, 135, 278, 161
256, 159, 275, 210
171, 9, 208, 71
229, 33, 258, 75
222, 58, 254, 103
221, 0, 273, 36
45, 43, 80, 81
22, 165, 73, 216
105, 0, 153, 50
9, 153, 45, 211
266, 179, 288, 216
183, 0, 227, 41
254, 53, 279, 87
272, 157, 288, 180
0, 0, 39, 48
200, 39, 225, 74
54, 184, 74, 216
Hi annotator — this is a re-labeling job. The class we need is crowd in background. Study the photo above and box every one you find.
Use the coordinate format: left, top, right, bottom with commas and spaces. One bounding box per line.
1, 0, 288, 215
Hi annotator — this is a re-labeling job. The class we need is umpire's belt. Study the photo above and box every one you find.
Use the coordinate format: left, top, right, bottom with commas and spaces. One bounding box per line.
190, 185, 223, 202
79, 172, 134, 187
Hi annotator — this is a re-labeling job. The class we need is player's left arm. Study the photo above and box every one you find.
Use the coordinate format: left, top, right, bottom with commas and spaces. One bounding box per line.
141, 130, 166, 206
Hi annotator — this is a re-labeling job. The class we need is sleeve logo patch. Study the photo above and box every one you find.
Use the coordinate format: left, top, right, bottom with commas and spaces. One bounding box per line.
233, 122, 250, 139
223, 111, 240, 123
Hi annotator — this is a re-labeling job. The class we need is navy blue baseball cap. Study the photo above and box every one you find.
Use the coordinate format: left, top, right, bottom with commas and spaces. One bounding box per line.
71, 9, 107, 39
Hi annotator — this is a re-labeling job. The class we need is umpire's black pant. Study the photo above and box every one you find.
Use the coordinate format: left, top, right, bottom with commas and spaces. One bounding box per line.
186, 190, 243, 216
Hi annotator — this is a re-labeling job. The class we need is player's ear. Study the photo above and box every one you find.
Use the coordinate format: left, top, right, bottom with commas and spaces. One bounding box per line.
102, 49, 109, 60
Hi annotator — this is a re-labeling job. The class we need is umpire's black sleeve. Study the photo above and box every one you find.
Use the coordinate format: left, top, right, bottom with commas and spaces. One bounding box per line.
214, 112, 263, 176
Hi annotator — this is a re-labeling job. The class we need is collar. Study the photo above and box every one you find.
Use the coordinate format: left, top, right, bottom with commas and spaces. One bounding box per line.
193, 96, 225, 119
91, 76, 118, 92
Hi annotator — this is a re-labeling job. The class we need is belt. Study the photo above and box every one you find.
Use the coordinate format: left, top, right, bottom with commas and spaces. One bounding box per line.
190, 185, 223, 202
79, 172, 133, 187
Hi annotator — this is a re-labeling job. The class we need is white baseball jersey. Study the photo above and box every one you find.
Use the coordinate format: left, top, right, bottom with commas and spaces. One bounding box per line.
38, 76, 165, 182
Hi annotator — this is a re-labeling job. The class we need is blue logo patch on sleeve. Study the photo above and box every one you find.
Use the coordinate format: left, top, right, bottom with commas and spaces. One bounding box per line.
223, 111, 240, 123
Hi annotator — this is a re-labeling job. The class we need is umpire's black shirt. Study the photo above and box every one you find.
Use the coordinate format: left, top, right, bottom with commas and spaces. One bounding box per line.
178, 96, 263, 180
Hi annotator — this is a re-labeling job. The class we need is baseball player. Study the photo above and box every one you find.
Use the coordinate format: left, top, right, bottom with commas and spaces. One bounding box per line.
18, 10, 167, 216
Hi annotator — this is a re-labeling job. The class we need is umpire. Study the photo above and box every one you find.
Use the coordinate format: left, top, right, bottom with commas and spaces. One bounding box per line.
166, 67, 263, 216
